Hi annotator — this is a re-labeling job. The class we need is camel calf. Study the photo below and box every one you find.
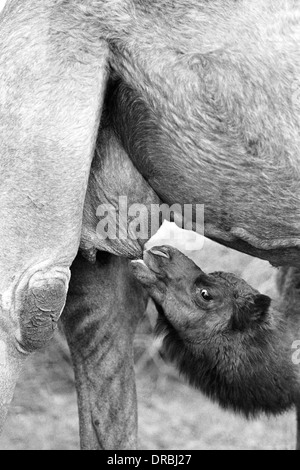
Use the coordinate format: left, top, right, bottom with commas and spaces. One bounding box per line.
131, 246, 300, 449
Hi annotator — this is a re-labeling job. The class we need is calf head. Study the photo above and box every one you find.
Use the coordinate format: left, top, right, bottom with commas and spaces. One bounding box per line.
131, 247, 298, 418
131, 245, 271, 341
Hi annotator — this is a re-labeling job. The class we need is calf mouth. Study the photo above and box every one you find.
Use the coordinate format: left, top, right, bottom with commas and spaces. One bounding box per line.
130, 246, 172, 287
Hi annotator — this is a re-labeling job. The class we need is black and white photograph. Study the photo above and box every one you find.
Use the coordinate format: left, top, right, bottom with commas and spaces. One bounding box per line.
0, 0, 299, 452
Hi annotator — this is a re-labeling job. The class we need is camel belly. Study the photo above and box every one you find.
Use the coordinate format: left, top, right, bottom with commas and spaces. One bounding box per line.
107, 75, 300, 267
102, 0, 300, 266
136, 146, 300, 267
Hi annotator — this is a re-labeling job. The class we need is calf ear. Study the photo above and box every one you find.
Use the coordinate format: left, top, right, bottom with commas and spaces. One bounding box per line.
230, 294, 271, 330
253, 294, 271, 316
249, 294, 272, 325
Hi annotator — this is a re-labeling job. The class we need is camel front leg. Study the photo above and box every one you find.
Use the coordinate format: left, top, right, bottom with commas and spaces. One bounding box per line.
62, 252, 148, 450
0, 1, 108, 431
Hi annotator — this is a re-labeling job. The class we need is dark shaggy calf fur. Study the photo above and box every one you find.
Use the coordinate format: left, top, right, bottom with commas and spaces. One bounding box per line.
131, 246, 300, 449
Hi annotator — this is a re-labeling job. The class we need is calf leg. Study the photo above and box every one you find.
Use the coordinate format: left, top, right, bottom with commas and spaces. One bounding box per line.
62, 252, 148, 450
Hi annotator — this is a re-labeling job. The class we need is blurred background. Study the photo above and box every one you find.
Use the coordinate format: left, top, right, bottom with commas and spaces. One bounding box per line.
0, 231, 296, 450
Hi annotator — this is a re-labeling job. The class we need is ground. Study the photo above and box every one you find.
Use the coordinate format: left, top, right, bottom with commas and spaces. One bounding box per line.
0, 239, 297, 450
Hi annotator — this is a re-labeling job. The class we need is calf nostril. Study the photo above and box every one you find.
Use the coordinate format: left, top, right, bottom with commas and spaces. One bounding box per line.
148, 247, 170, 259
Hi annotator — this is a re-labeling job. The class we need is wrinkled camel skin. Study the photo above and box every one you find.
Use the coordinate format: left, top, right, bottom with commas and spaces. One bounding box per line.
0, 0, 299, 449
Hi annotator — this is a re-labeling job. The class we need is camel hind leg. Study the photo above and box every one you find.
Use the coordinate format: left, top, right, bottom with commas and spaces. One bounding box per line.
62, 252, 148, 450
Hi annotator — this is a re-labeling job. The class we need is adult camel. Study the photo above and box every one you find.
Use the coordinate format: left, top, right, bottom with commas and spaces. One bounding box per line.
0, 0, 299, 450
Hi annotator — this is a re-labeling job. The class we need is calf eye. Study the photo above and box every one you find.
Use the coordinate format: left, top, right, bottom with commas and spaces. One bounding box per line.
201, 289, 213, 301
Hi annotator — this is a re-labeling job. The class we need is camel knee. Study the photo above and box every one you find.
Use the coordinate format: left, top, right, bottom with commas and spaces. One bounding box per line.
15, 267, 70, 353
